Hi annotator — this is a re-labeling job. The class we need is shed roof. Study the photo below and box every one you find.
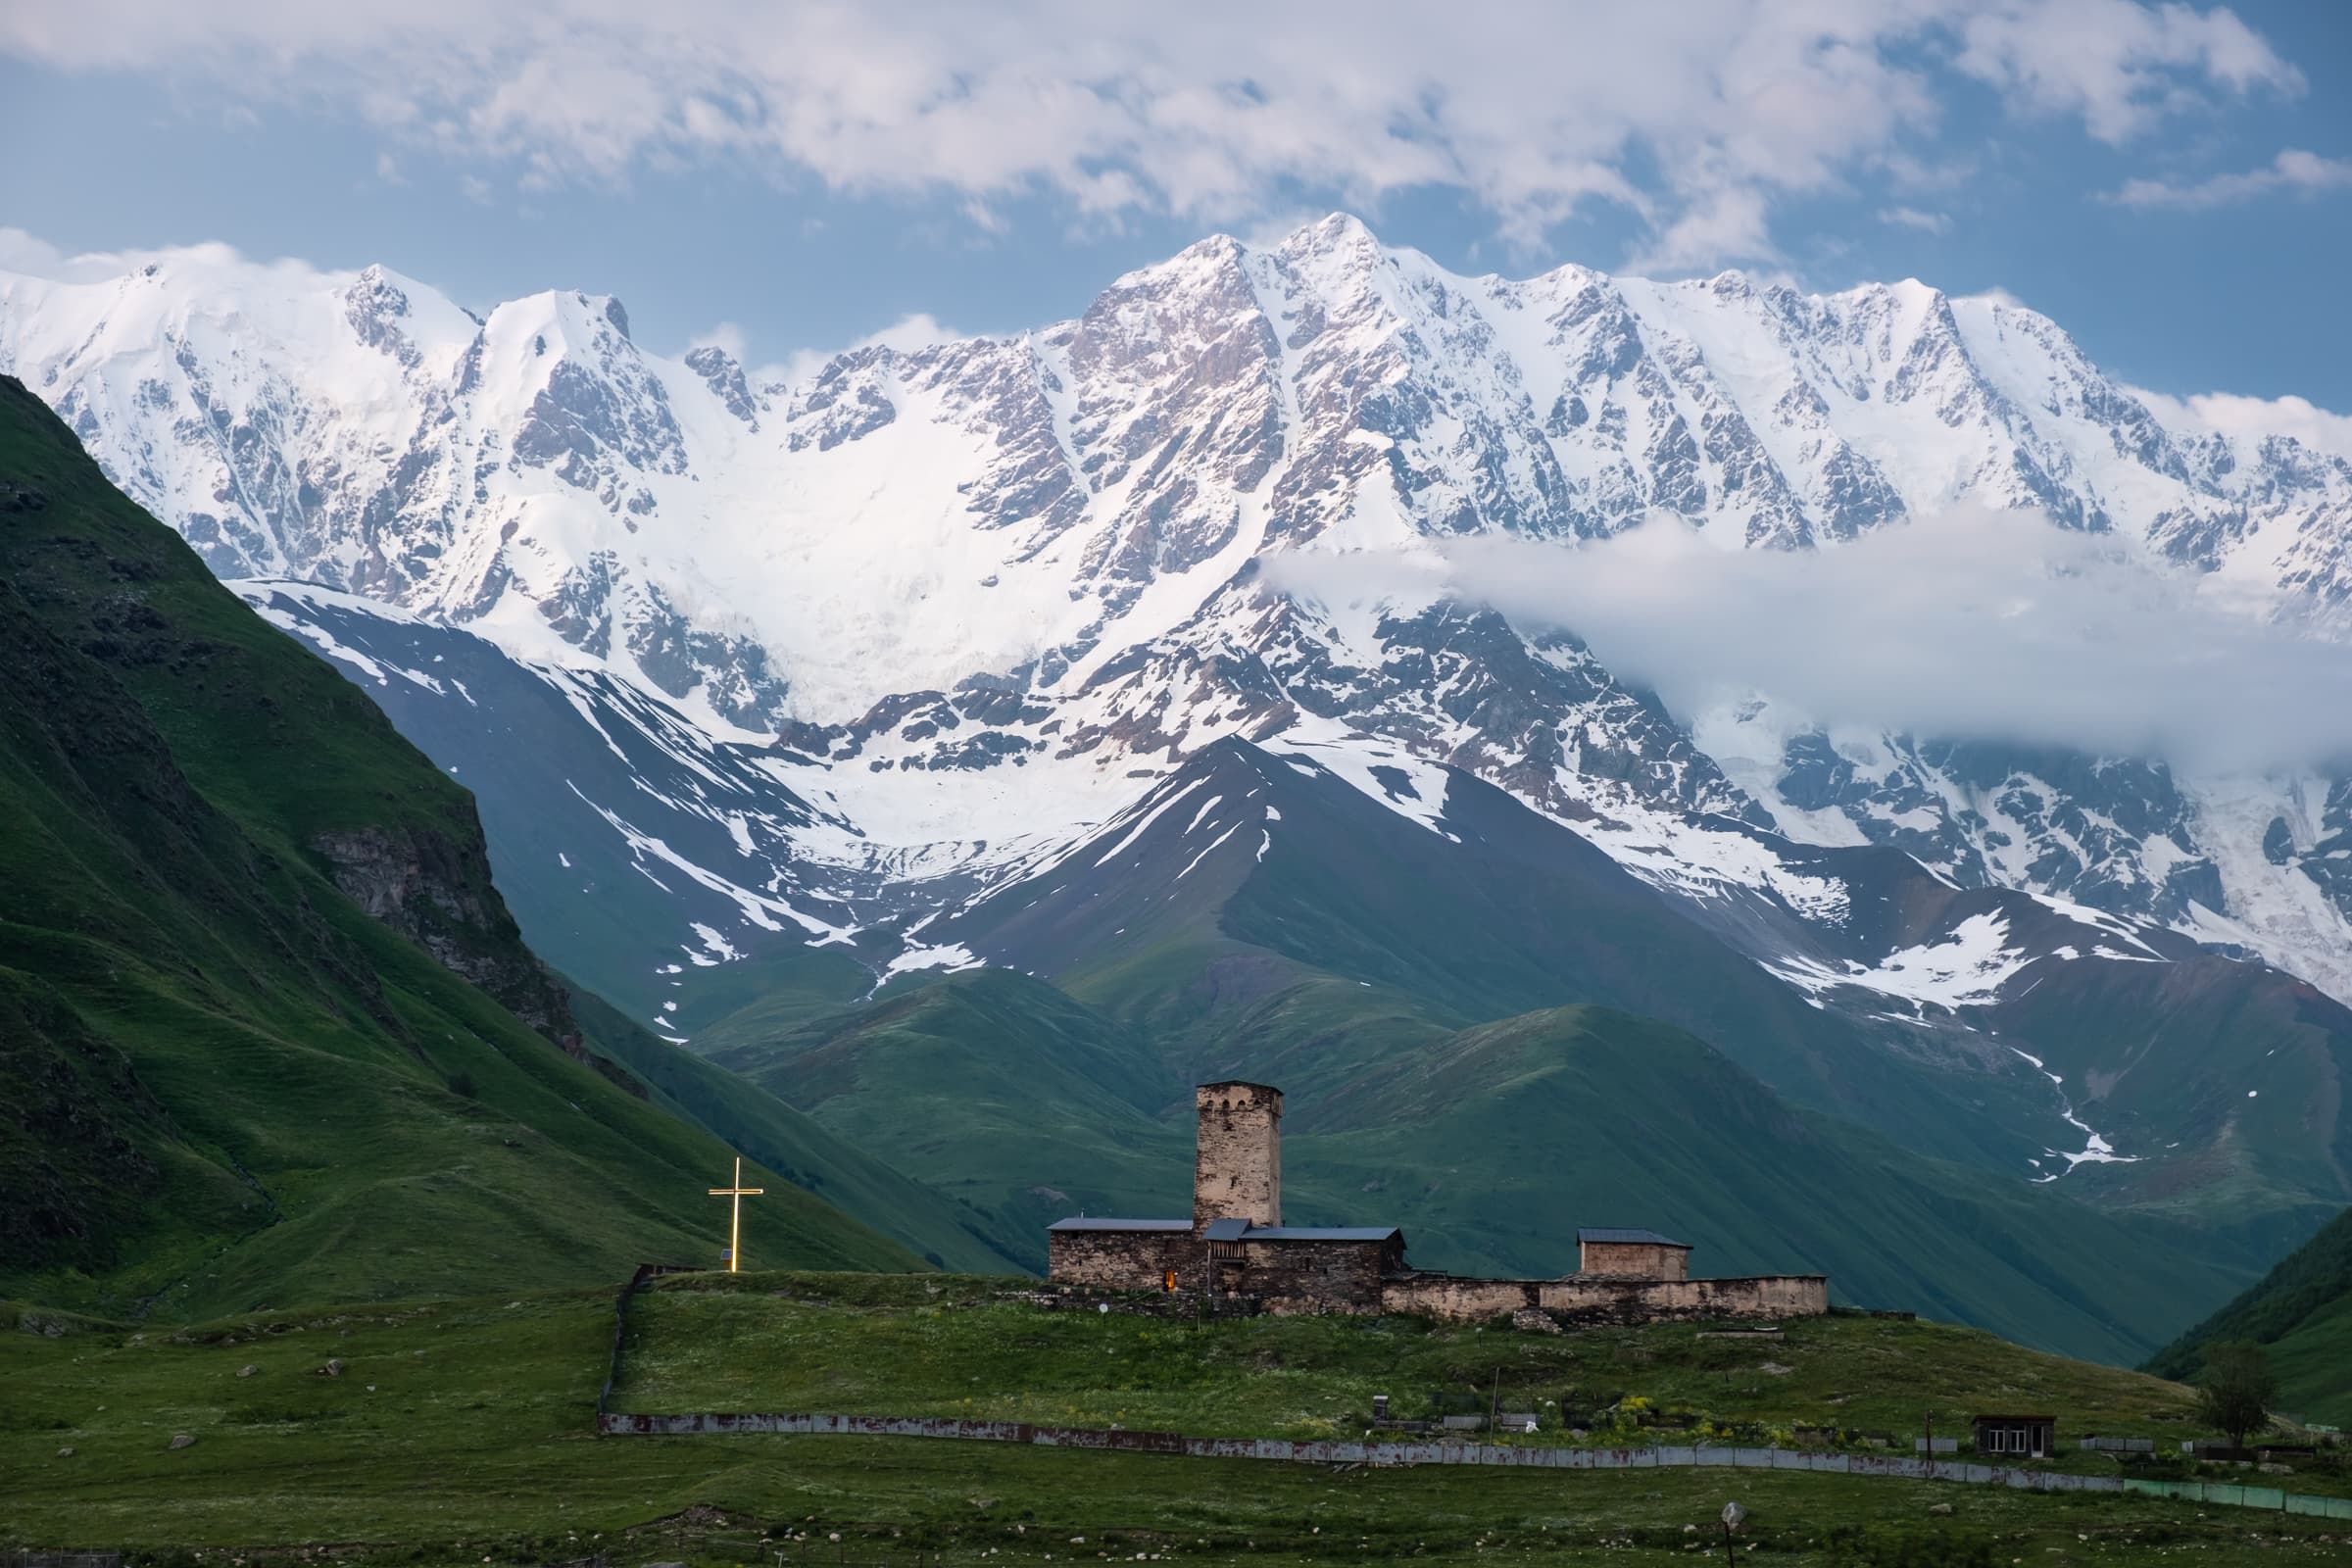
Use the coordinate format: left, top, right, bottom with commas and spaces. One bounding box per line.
1047, 1217, 1192, 1233
1202, 1218, 1250, 1241
1973, 1413, 2057, 1423
1577, 1227, 1691, 1249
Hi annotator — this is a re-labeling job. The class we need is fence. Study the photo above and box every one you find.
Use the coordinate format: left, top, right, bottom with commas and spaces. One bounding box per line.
594, 1412, 2352, 1518
2080, 1436, 2157, 1453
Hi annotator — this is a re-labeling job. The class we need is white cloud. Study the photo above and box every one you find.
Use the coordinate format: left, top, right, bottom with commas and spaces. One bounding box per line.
2129, 385, 2352, 463
769, 311, 968, 387
0, 1, 2301, 272
1878, 206, 1953, 234
2107, 148, 2352, 211
1951, 0, 2301, 144
0, 226, 332, 287
1267, 508, 2352, 773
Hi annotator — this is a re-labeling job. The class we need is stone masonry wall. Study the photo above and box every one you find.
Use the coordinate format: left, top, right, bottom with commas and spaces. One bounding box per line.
1381, 1273, 1827, 1324
1538, 1274, 1827, 1324
1579, 1241, 1690, 1280
1194, 1082, 1282, 1228
1048, 1231, 1201, 1293
1379, 1276, 1541, 1319
1237, 1236, 1402, 1312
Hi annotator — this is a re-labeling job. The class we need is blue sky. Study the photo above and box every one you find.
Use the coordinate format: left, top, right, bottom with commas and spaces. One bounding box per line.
2, 1, 2346, 403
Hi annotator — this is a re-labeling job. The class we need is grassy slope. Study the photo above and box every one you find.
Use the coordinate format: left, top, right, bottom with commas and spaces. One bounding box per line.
568, 980, 1034, 1273
1285, 1006, 2256, 1366
3, 1286, 2345, 1564
2146, 1206, 2352, 1424
613, 1271, 2210, 1446
0, 376, 917, 1315
701, 969, 1196, 1264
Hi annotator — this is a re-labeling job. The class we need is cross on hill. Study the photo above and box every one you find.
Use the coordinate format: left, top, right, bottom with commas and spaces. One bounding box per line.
708, 1155, 764, 1274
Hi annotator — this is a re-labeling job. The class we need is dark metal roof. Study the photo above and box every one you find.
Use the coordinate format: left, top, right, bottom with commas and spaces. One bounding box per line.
1046, 1216, 1401, 1242
1242, 1226, 1401, 1242
1578, 1227, 1691, 1249
1973, 1413, 2058, 1422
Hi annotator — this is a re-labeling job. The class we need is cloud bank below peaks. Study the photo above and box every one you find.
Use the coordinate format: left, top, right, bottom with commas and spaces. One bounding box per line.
1265, 508, 2352, 775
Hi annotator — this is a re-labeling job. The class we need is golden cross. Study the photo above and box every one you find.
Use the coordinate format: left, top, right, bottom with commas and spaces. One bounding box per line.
708, 1154, 764, 1274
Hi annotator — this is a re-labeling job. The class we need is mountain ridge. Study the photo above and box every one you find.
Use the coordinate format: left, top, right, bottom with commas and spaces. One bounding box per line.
8, 216, 2350, 1013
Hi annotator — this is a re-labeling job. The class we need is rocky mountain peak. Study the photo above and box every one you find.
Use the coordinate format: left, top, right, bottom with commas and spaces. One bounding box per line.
7, 219, 2352, 1002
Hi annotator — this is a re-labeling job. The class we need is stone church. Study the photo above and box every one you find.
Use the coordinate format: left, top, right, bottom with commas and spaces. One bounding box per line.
1048, 1081, 1827, 1322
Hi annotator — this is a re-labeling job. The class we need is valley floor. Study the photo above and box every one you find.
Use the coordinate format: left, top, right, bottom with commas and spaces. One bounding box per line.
3, 1281, 2348, 1566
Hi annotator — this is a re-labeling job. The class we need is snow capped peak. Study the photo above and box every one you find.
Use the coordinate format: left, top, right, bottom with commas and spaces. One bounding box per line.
10, 216, 2352, 1004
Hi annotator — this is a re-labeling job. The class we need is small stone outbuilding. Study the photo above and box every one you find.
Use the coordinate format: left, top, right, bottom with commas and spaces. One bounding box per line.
1577, 1227, 1692, 1280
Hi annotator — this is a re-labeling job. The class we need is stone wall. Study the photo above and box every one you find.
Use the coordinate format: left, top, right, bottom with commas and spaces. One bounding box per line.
1381, 1272, 1827, 1324
1236, 1236, 1402, 1312
1380, 1275, 1541, 1318
1579, 1241, 1689, 1280
1047, 1231, 1201, 1293
1539, 1274, 1827, 1324
1194, 1082, 1282, 1228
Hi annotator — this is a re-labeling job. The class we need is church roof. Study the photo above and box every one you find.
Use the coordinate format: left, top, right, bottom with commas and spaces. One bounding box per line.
1578, 1227, 1690, 1248
1245, 1226, 1400, 1242
1048, 1216, 1401, 1243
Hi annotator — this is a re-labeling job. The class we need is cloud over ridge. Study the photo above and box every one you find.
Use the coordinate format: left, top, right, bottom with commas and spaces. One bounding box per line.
1268, 509, 2352, 774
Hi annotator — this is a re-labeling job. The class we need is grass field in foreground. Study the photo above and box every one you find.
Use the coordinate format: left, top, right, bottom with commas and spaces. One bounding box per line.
610, 1272, 2211, 1450
4, 1282, 2350, 1567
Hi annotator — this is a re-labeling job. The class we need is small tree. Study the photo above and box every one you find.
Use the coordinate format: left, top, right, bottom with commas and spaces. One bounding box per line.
2194, 1341, 2278, 1449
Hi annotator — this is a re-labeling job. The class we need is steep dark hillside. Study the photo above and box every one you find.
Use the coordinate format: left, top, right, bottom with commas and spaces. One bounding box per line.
0, 375, 921, 1315
2146, 1205, 2352, 1424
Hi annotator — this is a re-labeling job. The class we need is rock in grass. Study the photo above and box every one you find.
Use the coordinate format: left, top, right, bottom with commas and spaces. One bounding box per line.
55, 1446, 74, 1457
168, 1433, 195, 1450
1927, 1502, 1953, 1516
318, 1357, 343, 1377
236, 1364, 258, 1378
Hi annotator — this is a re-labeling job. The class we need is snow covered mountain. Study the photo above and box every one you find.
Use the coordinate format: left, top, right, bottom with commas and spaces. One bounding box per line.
8, 212, 2352, 1029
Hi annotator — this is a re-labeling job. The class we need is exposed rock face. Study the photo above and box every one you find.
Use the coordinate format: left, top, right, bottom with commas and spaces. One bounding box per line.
307, 823, 645, 1097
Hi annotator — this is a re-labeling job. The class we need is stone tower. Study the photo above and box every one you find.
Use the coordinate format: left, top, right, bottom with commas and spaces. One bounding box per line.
1194, 1081, 1282, 1230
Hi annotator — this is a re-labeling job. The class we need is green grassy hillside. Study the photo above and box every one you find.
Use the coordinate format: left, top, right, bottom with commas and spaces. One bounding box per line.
702, 968, 1194, 1262
0, 375, 919, 1315
567, 980, 1034, 1272
2147, 1206, 2352, 1425
5, 1282, 2346, 1563
613, 1270, 2211, 1447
